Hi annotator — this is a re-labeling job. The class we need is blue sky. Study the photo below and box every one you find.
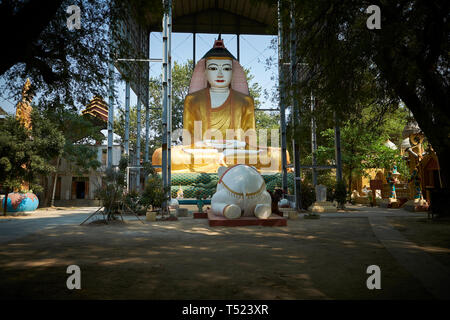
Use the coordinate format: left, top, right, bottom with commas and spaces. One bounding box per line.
119, 32, 279, 113
0, 33, 279, 114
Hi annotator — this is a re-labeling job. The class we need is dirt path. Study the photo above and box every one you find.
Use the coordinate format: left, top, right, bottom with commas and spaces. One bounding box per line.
0, 212, 438, 299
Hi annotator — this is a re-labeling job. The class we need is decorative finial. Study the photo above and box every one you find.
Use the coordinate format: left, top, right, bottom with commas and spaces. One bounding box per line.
21, 78, 34, 103
213, 35, 225, 49
16, 78, 34, 130
202, 34, 236, 60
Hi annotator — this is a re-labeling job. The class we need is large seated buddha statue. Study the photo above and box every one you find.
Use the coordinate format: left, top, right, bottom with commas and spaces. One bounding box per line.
152, 36, 289, 173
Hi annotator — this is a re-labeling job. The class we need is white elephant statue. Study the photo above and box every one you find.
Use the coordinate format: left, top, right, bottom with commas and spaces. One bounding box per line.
211, 165, 272, 219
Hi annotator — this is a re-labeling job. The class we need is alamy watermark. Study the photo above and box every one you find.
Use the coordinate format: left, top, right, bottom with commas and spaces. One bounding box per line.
171, 125, 281, 171
66, 5, 81, 30
66, 265, 81, 289
366, 265, 381, 289
366, 5, 381, 30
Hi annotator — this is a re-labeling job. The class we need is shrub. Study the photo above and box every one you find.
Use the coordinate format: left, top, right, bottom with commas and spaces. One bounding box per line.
300, 182, 316, 210
335, 179, 347, 209
94, 156, 128, 221
141, 171, 169, 213
124, 190, 146, 215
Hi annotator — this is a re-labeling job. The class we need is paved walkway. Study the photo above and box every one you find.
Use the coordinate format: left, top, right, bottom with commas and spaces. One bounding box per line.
0, 207, 96, 243
308, 205, 450, 299
369, 215, 450, 299
0, 205, 449, 299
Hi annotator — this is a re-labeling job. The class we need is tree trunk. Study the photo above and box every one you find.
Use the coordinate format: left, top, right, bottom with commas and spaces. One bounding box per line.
348, 168, 353, 197
3, 187, 9, 216
50, 156, 61, 207
427, 136, 450, 190
376, 44, 450, 191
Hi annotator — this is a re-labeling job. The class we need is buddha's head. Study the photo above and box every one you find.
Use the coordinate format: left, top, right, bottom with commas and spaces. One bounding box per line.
205, 58, 233, 89
189, 35, 249, 95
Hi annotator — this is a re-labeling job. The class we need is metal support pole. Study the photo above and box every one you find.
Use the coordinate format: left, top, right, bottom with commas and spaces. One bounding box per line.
136, 89, 141, 191
124, 81, 130, 191
311, 93, 317, 186
334, 112, 343, 182
145, 33, 151, 164
167, 5, 172, 200
161, 0, 172, 213
237, 34, 240, 62
193, 32, 196, 69
290, 2, 301, 211
278, 0, 288, 196
124, 81, 130, 156
107, 60, 114, 168
145, 96, 150, 163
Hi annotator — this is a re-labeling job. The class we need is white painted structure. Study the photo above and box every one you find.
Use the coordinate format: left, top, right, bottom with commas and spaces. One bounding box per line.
50, 130, 123, 205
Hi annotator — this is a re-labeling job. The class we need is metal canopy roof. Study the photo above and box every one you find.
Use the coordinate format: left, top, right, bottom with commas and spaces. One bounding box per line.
147, 0, 278, 35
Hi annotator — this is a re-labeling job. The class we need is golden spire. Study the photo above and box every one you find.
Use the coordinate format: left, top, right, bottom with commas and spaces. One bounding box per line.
16, 78, 33, 130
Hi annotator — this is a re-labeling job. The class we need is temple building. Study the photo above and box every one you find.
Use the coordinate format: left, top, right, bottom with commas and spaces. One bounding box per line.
42, 97, 123, 206
82, 96, 109, 123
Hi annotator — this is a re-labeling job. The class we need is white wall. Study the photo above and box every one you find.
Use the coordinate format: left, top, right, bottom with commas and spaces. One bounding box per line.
61, 176, 72, 200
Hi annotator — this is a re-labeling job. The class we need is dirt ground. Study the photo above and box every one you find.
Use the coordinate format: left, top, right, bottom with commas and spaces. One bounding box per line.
387, 216, 450, 269
0, 208, 443, 300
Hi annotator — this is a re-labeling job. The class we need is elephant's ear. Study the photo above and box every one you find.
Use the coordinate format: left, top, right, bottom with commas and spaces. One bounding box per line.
218, 166, 227, 180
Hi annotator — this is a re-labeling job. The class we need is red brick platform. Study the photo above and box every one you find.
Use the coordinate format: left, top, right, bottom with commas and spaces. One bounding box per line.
193, 212, 208, 219
207, 210, 287, 227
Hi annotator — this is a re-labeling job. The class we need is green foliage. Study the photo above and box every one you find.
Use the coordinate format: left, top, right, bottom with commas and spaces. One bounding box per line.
274, 0, 449, 188
124, 190, 144, 215
42, 108, 103, 174
114, 60, 194, 154
147, 60, 193, 147
114, 104, 147, 154
0, 112, 64, 214
38, 105, 103, 205
192, 173, 217, 200
244, 67, 262, 110
317, 104, 409, 192
335, 180, 347, 209
244, 67, 279, 146
255, 111, 279, 146
300, 183, 316, 210
141, 170, 169, 212
141, 161, 157, 177
0, 0, 163, 110
94, 156, 128, 220
316, 172, 338, 202
118, 156, 128, 172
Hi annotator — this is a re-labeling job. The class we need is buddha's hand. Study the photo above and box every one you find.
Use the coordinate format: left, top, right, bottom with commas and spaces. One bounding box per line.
194, 139, 246, 149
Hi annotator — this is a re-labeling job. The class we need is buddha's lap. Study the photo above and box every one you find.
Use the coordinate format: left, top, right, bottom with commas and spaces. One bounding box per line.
152, 145, 286, 171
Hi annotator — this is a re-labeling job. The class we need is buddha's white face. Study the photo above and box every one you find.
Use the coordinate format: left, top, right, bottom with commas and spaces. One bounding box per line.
206, 59, 232, 89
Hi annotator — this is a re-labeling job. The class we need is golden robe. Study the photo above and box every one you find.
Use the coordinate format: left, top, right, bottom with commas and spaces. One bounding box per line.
183, 88, 255, 142
152, 88, 288, 173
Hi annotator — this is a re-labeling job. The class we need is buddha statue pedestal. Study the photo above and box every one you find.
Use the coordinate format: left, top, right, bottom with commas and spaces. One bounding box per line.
380, 197, 399, 208
308, 201, 337, 213
403, 198, 429, 212
152, 143, 286, 174
380, 166, 401, 208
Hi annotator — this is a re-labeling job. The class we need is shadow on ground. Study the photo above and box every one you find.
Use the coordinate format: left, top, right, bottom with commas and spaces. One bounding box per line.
0, 216, 441, 299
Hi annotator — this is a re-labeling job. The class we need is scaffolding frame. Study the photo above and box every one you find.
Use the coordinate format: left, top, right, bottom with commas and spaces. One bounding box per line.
161, 0, 173, 212
107, 0, 342, 213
